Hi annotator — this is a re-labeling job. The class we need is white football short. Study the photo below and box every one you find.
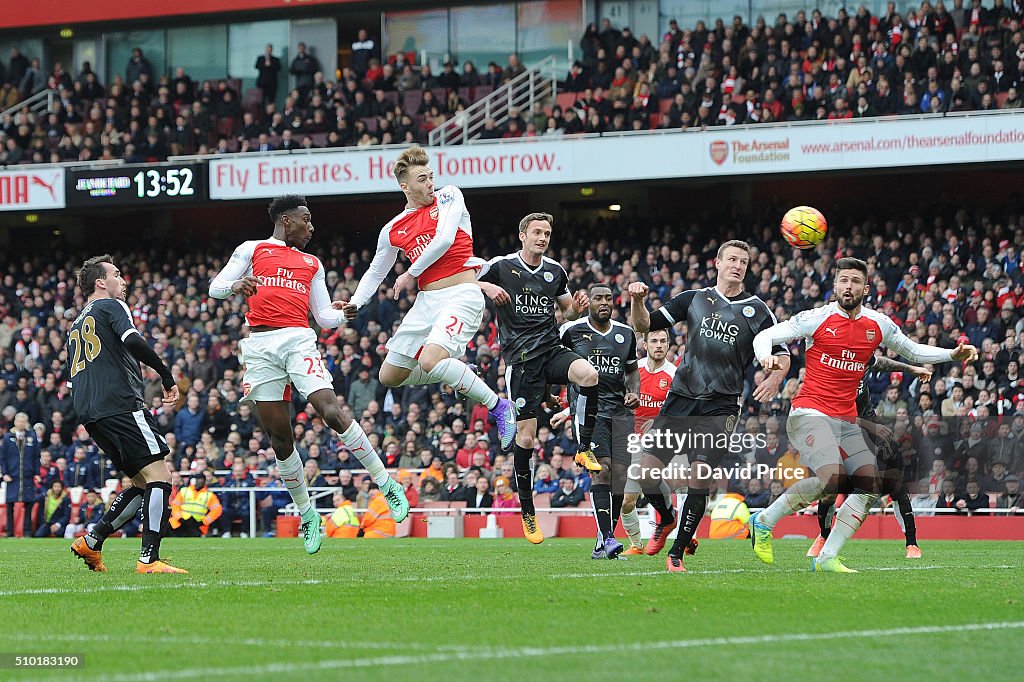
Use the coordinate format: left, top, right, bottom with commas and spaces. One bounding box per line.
238, 327, 333, 402
385, 282, 484, 369
786, 407, 875, 475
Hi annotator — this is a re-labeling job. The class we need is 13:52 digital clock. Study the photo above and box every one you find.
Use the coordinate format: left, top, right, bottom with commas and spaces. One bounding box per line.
66, 163, 207, 207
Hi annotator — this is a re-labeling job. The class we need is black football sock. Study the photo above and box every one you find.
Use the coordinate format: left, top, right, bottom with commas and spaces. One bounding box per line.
612, 493, 623, 535
591, 484, 613, 545
576, 383, 599, 448
668, 489, 707, 557
139, 482, 172, 564
513, 443, 535, 515
818, 499, 835, 539
645, 489, 675, 525
893, 488, 918, 546
87, 486, 145, 550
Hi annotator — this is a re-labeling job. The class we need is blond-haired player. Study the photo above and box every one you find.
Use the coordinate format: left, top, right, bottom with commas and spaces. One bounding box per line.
345, 146, 517, 450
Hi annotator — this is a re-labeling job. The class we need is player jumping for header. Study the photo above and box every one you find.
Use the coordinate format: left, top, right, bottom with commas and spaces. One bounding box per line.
344, 146, 517, 452
210, 195, 408, 556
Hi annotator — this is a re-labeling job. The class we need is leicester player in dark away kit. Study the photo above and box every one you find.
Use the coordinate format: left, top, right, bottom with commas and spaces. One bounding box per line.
560, 286, 640, 559
630, 240, 790, 572
68, 255, 187, 574
477, 212, 601, 544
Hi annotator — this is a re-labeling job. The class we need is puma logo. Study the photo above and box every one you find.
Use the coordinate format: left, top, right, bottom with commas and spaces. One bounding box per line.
396, 228, 408, 236
582, 333, 593, 341
706, 296, 716, 303
511, 268, 521, 277
31, 173, 59, 200
824, 327, 838, 337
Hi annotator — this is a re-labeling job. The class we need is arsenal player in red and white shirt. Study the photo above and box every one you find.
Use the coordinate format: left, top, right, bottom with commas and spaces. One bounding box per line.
344, 146, 517, 451
210, 195, 408, 555
749, 257, 977, 572
620, 328, 677, 555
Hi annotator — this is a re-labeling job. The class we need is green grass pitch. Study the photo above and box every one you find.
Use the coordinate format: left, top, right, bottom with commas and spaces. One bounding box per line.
1, 538, 1022, 681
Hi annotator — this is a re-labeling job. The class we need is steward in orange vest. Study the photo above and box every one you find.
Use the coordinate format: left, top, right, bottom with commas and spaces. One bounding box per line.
170, 474, 222, 536
361, 485, 396, 539
325, 490, 360, 538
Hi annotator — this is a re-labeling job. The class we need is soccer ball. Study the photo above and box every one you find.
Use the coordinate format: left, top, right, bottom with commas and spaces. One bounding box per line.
780, 206, 827, 249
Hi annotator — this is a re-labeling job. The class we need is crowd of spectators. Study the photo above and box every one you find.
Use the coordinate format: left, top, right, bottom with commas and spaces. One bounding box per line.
4, 3, 1023, 166
0, 31, 531, 166
559, 2, 1024, 132
3, 194, 1024, 538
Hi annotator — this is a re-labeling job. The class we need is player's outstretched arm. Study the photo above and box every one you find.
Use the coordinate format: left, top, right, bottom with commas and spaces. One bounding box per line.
877, 314, 977, 365
752, 353, 791, 402
873, 354, 933, 383
123, 334, 176, 394
753, 315, 811, 371
210, 242, 256, 299
558, 290, 589, 321
309, 261, 347, 329
349, 226, 400, 310
628, 282, 650, 332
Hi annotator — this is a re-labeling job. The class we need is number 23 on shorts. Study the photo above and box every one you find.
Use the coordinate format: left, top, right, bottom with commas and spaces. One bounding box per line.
303, 356, 327, 379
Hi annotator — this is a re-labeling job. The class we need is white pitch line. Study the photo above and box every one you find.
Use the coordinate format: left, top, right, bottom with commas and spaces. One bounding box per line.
1, 632, 457, 652
1, 563, 1017, 599
42, 621, 1024, 682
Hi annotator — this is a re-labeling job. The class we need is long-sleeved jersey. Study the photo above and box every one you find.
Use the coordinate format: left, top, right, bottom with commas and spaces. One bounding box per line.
209, 237, 345, 329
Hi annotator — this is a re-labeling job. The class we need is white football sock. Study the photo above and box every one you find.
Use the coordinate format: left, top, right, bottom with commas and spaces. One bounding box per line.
340, 421, 389, 486
426, 358, 498, 409
621, 508, 643, 548
818, 492, 877, 561
399, 366, 430, 386
276, 449, 311, 516
758, 476, 827, 529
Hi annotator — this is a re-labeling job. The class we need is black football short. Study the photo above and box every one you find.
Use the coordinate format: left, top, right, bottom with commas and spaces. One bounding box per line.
647, 392, 741, 466
591, 414, 634, 466
505, 346, 582, 421
86, 410, 169, 478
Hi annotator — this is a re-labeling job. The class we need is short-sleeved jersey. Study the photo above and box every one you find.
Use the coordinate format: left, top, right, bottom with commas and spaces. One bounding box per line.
753, 303, 953, 419
67, 298, 145, 422
649, 286, 784, 400
478, 253, 570, 365
561, 318, 638, 418
224, 238, 325, 328
636, 357, 676, 432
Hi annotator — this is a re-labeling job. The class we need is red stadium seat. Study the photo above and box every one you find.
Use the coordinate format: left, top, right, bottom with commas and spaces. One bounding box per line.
996, 92, 1009, 108
242, 88, 264, 117
556, 92, 580, 112
217, 117, 236, 138
403, 89, 423, 113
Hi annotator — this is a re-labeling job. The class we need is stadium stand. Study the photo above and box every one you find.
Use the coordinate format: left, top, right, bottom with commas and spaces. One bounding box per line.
2, 3, 1024, 163
2, 192, 1024, 536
